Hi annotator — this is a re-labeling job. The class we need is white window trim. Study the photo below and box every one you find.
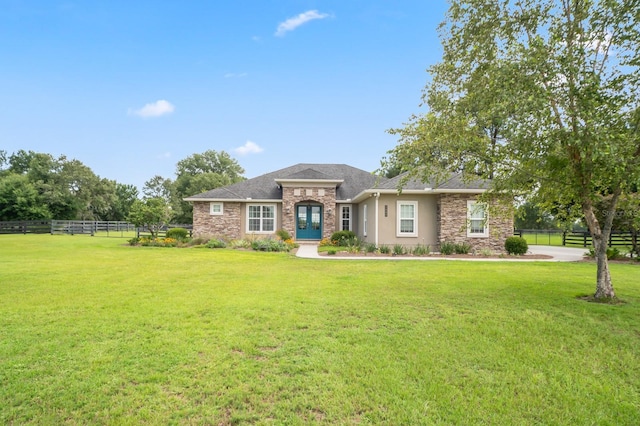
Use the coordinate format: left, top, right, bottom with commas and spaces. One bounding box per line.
210, 202, 224, 215
363, 204, 368, 237
467, 200, 489, 238
396, 200, 418, 237
340, 204, 352, 231
246, 203, 277, 234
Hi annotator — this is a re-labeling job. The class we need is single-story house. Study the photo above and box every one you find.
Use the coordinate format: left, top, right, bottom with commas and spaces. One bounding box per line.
184, 163, 513, 252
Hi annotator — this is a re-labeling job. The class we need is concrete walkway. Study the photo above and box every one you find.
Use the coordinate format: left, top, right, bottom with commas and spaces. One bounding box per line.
295, 244, 587, 262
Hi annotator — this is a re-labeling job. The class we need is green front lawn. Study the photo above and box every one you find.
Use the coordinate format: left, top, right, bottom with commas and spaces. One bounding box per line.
1, 235, 639, 424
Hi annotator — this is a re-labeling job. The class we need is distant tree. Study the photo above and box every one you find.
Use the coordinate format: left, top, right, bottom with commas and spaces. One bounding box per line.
172, 150, 245, 223
515, 202, 560, 230
0, 174, 51, 220
105, 183, 139, 221
127, 197, 171, 239
383, 0, 640, 300
0, 150, 7, 176
1, 150, 124, 221
142, 175, 174, 201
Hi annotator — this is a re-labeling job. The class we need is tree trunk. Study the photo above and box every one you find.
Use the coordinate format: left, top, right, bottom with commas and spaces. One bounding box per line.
593, 237, 615, 299
583, 199, 617, 300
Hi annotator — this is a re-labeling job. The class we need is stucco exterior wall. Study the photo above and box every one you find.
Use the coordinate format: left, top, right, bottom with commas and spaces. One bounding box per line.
437, 193, 513, 253
377, 194, 438, 247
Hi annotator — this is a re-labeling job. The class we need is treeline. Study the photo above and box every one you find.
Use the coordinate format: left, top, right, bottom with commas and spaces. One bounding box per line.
0, 149, 245, 224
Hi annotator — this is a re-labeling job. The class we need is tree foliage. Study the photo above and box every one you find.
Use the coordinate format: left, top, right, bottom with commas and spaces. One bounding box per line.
0, 150, 128, 221
126, 197, 171, 238
172, 150, 245, 223
383, 0, 640, 299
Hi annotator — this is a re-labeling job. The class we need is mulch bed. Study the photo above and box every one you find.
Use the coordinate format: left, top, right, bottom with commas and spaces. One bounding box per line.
318, 251, 553, 259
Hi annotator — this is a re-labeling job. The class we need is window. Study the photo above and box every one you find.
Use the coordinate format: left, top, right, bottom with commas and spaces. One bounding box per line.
467, 201, 488, 237
210, 202, 223, 215
397, 201, 418, 237
341, 205, 352, 231
247, 204, 276, 233
363, 204, 368, 236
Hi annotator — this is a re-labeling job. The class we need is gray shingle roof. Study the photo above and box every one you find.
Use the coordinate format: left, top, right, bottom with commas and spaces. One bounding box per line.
378, 172, 489, 191
185, 164, 382, 201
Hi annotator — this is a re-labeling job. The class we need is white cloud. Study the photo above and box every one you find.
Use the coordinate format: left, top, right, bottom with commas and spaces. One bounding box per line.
275, 10, 330, 37
234, 140, 264, 156
128, 100, 175, 118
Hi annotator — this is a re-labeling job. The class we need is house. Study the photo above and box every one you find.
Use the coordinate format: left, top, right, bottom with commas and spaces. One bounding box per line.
184, 163, 513, 252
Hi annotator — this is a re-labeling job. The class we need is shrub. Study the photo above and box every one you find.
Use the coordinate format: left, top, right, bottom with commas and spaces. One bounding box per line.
607, 247, 621, 260
206, 239, 227, 249
454, 242, 471, 254
251, 238, 290, 252
439, 241, 456, 255
327, 249, 337, 255
330, 230, 357, 246
229, 239, 252, 249
379, 244, 391, 254
412, 244, 431, 256
166, 227, 189, 241
161, 237, 178, 247
505, 236, 528, 255
188, 237, 209, 246
393, 244, 406, 255
364, 243, 377, 253
276, 229, 291, 241
127, 237, 140, 246
319, 237, 334, 247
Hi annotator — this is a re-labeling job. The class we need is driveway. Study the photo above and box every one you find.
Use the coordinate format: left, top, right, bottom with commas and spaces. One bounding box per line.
296, 244, 587, 262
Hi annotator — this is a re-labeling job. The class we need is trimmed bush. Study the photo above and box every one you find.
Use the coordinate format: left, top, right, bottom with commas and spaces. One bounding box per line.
505, 236, 528, 255
167, 227, 189, 241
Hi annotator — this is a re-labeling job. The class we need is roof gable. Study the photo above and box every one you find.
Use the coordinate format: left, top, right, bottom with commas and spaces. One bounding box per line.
185, 163, 382, 201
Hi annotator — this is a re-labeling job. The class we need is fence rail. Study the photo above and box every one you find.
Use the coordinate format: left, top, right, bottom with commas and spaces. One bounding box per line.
562, 230, 637, 248
514, 229, 638, 249
0, 220, 136, 236
136, 224, 193, 239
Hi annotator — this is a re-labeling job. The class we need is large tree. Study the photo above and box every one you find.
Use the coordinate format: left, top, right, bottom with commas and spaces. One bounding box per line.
383, 0, 640, 299
172, 150, 245, 223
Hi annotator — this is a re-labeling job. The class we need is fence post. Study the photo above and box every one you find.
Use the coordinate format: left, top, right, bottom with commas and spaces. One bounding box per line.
562, 231, 566, 246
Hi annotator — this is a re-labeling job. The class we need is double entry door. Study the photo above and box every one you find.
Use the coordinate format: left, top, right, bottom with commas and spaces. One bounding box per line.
296, 205, 322, 240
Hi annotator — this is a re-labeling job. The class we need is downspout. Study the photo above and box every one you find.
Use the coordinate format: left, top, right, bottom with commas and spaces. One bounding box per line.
374, 192, 380, 247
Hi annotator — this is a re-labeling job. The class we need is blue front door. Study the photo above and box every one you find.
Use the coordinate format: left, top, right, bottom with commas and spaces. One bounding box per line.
296, 205, 322, 240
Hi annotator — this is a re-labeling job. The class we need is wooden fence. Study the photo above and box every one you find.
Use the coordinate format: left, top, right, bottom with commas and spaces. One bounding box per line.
0, 220, 135, 236
514, 229, 637, 248
136, 225, 193, 239
561, 230, 637, 248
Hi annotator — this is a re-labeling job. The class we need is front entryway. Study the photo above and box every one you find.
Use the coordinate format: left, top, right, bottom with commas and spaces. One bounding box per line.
296, 205, 322, 240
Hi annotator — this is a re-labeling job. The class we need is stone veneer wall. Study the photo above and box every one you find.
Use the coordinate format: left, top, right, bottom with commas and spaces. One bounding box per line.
192, 201, 242, 239
437, 194, 514, 253
282, 186, 337, 240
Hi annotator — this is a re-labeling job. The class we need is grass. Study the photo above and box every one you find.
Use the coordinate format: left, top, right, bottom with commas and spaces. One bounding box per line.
1, 235, 639, 424
520, 231, 565, 246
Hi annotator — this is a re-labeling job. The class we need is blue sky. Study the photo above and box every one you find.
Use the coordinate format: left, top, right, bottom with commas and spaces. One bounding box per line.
1, 1, 449, 191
